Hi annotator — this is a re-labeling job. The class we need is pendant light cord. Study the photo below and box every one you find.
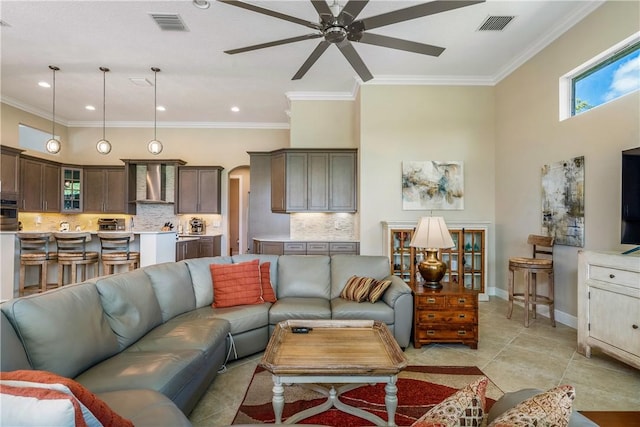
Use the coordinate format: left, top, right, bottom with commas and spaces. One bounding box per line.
49, 65, 59, 138
151, 67, 160, 140
100, 67, 109, 140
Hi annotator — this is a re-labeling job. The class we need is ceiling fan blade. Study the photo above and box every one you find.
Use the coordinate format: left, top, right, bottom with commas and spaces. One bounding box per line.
292, 40, 330, 80
336, 40, 373, 82
219, 0, 322, 30
338, 0, 369, 25
225, 33, 322, 55
310, 0, 334, 24
357, 0, 485, 31
358, 33, 445, 56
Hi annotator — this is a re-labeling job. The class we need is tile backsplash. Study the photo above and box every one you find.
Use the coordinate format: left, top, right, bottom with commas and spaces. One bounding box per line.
290, 213, 359, 240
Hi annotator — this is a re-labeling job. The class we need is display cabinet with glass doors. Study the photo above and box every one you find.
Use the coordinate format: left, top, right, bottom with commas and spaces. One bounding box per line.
62, 167, 82, 212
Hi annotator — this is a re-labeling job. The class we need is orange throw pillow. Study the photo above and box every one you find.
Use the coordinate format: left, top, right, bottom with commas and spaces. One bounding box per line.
260, 262, 277, 303
211, 259, 263, 308
0, 370, 134, 427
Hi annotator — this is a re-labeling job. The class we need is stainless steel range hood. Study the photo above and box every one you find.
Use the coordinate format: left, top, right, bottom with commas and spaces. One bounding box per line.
136, 163, 172, 204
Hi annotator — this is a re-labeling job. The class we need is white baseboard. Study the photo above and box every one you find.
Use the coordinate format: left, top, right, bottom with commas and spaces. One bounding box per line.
487, 286, 577, 329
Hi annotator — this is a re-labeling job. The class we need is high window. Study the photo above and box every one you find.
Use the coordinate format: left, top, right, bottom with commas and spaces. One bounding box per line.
560, 33, 639, 120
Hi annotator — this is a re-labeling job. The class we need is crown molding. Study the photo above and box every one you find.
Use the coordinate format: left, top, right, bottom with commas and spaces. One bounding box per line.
493, 0, 605, 83
2, 95, 71, 126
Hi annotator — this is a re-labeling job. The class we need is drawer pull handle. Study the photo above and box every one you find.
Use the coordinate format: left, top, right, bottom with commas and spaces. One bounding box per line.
427, 330, 435, 335
427, 314, 436, 319
458, 298, 466, 304
609, 274, 615, 279
427, 298, 436, 304
457, 331, 467, 336
633, 324, 639, 330
458, 314, 466, 319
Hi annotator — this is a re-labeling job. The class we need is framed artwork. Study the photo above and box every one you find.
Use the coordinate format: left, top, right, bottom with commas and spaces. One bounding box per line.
541, 156, 585, 247
402, 161, 464, 210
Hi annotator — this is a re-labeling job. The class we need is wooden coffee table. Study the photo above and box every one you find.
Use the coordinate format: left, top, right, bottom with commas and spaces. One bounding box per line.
260, 319, 408, 426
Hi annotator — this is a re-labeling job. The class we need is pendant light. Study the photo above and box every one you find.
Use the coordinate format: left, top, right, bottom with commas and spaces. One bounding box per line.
45, 65, 61, 154
147, 67, 163, 155
96, 67, 112, 155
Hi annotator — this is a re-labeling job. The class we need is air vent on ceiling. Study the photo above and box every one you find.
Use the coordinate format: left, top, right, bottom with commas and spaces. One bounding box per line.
478, 15, 515, 31
150, 13, 188, 31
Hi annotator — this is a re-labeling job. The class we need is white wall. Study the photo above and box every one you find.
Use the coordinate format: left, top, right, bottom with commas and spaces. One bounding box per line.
494, 1, 640, 319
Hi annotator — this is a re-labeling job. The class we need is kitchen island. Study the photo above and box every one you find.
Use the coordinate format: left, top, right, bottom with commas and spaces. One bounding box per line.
0, 230, 177, 301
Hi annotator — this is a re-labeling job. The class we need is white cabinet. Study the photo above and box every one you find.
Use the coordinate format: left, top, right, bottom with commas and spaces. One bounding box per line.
577, 250, 640, 369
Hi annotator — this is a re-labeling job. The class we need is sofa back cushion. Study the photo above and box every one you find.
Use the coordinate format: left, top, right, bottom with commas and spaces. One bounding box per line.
0, 282, 119, 378
232, 254, 279, 296
95, 270, 162, 350
184, 256, 233, 307
143, 262, 196, 322
330, 255, 391, 299
0, 311, 31, 371
277, 255, 331, 299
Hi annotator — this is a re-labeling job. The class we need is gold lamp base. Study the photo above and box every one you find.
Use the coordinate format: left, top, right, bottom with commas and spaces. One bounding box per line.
417, 249, 447, 289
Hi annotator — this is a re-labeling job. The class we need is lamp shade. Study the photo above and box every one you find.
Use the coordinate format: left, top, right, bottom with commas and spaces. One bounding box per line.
409, 217, 455, 249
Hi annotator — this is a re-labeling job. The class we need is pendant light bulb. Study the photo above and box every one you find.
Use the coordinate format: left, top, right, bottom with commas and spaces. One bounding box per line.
46, 65, 61, 154
96, 67, 112, 155
148, 67, 163, 155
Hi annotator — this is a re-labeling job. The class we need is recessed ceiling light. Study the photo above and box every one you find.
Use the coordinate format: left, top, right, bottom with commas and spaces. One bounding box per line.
85, 105, 96, 111
156, 106, 166, 112
231, 106, 240, 112
193, 0, 210, 9
38, 81, 50, 88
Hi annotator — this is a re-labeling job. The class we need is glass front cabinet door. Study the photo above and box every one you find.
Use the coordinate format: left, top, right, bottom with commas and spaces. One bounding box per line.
390, 229, 415, 283
440, 228, 485, 294
62, 167, 82, 212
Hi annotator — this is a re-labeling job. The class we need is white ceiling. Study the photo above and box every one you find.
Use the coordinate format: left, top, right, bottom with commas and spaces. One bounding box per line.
0, 0, 602, 127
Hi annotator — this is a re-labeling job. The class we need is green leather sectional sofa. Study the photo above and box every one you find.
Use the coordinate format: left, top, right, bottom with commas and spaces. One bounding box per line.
1, 254, 413, 426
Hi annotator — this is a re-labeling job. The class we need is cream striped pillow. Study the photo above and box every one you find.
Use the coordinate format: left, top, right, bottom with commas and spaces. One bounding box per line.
340, 276, 375, 302
368, 279, 392, 303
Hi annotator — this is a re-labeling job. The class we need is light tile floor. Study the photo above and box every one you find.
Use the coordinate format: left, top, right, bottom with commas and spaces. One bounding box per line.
189, 297, 640, 427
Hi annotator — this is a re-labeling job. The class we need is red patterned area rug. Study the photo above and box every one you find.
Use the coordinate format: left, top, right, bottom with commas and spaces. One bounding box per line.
232, 365, 503, 426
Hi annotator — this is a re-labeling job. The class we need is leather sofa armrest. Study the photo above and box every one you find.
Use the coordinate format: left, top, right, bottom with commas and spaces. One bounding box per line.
381, 275, 412, 308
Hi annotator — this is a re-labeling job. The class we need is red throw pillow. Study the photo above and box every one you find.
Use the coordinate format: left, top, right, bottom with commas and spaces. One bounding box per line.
211, 259, 263, 308
0, 370, 134, 427
260, 262, 277, 303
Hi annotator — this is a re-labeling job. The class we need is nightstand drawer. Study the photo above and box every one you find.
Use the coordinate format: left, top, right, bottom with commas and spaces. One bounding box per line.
416, 310, 476, 324
415, 295, 447, 308
446, 295, 477, 308
415, 326, 476, 341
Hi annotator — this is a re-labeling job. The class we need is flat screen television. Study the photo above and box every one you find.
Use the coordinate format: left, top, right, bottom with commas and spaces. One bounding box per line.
621, 147, 640, 254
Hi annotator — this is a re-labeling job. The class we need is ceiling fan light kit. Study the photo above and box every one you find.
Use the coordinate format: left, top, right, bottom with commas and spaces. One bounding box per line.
45, 65, 62, 154
96, 66, 112, 155
148, 67, 163, 155
221, 0, 485, 82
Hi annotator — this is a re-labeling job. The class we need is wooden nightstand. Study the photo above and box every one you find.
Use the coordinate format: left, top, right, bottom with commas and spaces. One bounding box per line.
412, 282, 479, 349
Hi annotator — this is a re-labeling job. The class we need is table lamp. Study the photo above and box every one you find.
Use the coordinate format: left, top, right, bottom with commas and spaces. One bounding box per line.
410, 217, 455, 289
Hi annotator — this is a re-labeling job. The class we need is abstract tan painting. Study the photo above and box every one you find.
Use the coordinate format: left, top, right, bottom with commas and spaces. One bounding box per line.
402, 161, 464, 210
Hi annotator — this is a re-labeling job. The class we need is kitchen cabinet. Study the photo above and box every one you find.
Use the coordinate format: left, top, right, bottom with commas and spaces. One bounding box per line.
83, 166, 126, 213
1, 146, 22, 196
577, 250, 640, 369
61, 167, 82, 212
270, 149, 357, 213
253, 239, 359, 255
177, 166, 222, 214
176, 238, 199, 261
198, 235, 222, 257
413, 282, 478, 349
20, 157, 60, 212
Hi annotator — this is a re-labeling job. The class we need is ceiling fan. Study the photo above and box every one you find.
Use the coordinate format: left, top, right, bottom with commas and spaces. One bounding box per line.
220, 0, 485, 82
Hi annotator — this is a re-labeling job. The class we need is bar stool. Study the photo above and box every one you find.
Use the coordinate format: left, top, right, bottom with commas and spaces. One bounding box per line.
97, 232, 140, 275
16, 232, 58, 296
507, 234, 555, 327
53, 232, 99, 286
